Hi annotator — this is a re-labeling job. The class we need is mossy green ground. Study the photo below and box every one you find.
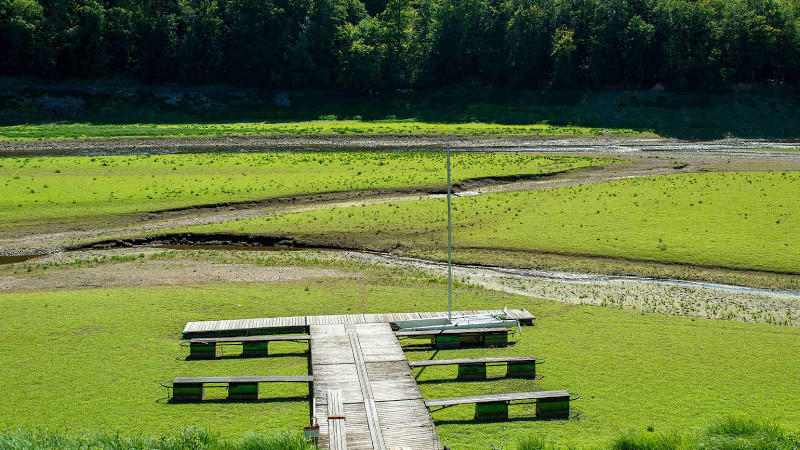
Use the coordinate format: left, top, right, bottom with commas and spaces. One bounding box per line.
0, 152, 607, 227
1, 253, 799, 449
0, 120, 648, 141
189, 171, 800, 274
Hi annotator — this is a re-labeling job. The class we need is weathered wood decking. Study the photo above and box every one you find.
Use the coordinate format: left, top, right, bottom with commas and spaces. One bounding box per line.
311, 323, 442, 450
181, 309, 535, 338
189, 335, 311, 344
178, 310, 538, 449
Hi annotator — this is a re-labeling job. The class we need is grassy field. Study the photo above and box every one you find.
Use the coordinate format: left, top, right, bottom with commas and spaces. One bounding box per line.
0, 251, 799, 449
186, 171, 800, 275
0, 120, 648, 141
0, 152, 609, 228
0, 428, 314, 450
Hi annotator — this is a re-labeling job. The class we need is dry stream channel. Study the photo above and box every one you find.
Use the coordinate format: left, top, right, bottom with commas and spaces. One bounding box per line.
2, 139, 800, 327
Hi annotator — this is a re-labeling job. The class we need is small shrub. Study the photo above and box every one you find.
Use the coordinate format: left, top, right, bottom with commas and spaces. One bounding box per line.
699, 417, 797, 450
611, 431, 684, 450
518, 436, 576, 450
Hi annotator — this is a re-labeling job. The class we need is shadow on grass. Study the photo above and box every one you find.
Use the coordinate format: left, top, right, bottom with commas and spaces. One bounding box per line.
182, 351, 309, 361
431, 416, 570, 425
415, 376, 541, 385
401, 342, 519, 353
4, 85, 800, 140
161, 395, 310, 405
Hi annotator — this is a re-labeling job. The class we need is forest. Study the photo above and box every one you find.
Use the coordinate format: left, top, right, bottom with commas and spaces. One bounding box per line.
1, 0, 800, 91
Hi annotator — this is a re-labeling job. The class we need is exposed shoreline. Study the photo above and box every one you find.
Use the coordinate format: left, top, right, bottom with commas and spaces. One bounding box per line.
2, 134, 800, 156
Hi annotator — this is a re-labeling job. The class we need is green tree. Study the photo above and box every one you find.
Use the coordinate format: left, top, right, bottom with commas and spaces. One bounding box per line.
136, 14, 177, 80
624, 15, 656, 87
306, 0, 366, 86
6, 0, 50, 74
376, 0, 415, 88
551, 25, 577, 87
178, 0, 224, 82
103, 7, 133, 73
337, 18, 382, 91
64, 0, 106, 76
505, 2, 548, 87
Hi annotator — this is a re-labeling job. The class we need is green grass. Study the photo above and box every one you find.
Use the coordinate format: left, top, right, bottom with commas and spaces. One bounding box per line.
0, 152, 609, 228
187, 171, 800, 274
1, 252, 800, 448
0, 427, 314, 450
604, 417, 799, 450
0, 120, 649, 141
3, 418, 796, 450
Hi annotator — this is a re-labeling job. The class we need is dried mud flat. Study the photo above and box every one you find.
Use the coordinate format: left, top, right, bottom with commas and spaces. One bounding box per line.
4, 248, 797, 327
0, 249, 351, 291
1, 134, 800, 156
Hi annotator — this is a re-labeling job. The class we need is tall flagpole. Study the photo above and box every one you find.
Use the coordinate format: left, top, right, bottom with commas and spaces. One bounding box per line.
447, 148, 453, 322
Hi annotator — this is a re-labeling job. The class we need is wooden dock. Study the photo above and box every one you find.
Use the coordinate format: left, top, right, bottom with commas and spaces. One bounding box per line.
178, 310, 537, 449
311, 322, 442, 449
182, 309, 535, 338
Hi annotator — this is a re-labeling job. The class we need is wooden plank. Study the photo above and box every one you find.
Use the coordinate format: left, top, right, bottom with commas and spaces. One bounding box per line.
366, 362, 423, 403
190, 334, 310, 344
396, 327, 510, 338
327, 390, 347, 450
376, 400, 442, 450
181, 309, 535, 337
425, 391, 571, 408
364, 399, 386, 450
316, 402, 373, 450
173, 376, 313, 384
408, 356, 537, 367
310, 322, 443, 450
314, 364, 363, 406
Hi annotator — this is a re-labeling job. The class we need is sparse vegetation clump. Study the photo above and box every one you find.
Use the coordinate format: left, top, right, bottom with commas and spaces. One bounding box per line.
516, 417, 799, 449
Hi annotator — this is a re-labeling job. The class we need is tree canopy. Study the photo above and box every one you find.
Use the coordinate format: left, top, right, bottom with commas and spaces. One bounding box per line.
1, 0, 799, 90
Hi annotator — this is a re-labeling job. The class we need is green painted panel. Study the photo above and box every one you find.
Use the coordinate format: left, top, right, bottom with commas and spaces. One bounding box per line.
457, 363, 487, 380
459, 334, 483, 345
537, 400, 569, 411
228, 382, 259, 400
229, 383, 259, 395
189, 343, 216, 359
242, 342, 269, 356
536, 399, 570, 419
434, 335, 461, 349
173, 383, 203, 401
484, 333, 508, 347
507, 362, 536, 378
475, 401, 508, 421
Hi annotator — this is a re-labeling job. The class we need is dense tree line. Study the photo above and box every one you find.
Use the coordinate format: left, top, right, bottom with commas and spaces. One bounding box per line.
1, 0, 799, 90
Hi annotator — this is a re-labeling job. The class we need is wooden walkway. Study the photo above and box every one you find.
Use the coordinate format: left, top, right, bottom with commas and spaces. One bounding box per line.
178, 310, 537, 449
182, 309, 535, 338
310, 322, 442, 450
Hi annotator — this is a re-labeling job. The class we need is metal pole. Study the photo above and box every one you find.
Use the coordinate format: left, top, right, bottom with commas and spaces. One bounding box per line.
447, 148, 453, 322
